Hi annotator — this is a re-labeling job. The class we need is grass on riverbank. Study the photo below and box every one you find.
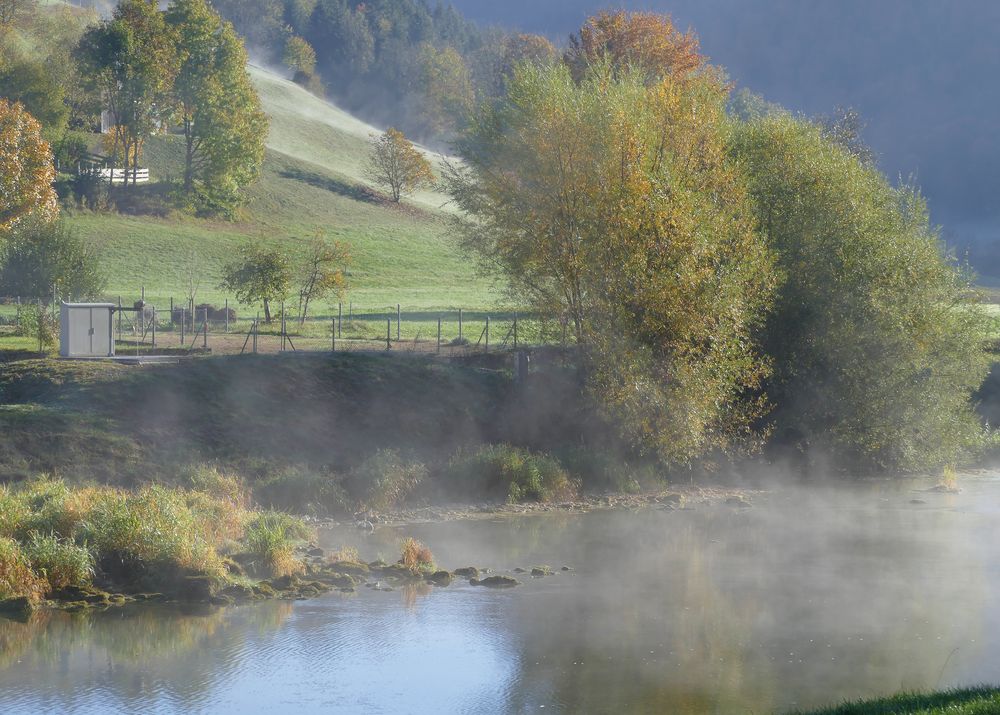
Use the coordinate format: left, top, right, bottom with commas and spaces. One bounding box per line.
790, 686, 1000, 714
0, 478, 311, 605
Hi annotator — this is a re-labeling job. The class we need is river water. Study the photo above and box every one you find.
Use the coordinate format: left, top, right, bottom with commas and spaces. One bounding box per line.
1, 476, 999, 714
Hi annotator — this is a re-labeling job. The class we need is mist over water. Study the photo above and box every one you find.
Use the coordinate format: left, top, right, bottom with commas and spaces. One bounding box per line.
1, 475, 998, 714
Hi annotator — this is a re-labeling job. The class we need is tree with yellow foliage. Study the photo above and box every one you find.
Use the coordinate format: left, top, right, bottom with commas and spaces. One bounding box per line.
449, 60, 775, 465
564, 11, 704, 83
365, 128, 435, 203
0, 99, 57, 239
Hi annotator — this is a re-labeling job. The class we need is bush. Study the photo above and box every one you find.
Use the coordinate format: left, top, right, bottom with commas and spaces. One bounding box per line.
347, 450, 426, 511
0, 219, 106, 300
23, 532, 93, 590
399, 537, 434, 571
254, 466, 348, 516
0, 538, 44, 602
240, 511, 311, 578
442, 445, 578, 504
14, 304, 57, 351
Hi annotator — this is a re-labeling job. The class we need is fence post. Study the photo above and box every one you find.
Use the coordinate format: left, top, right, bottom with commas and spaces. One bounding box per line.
396, 304, 401, 341
485, 316, 490, 353
117, 296, 122, 344
152, 308, 156, 349
225, 299, 229, 333
280, 302, 286, 352
437, 316, 441, 354
513, 313, 518, 350
202, 307, 208, 349
459, 308, 463, 341
254, 312, 259, 353
180, 304, 185, 345
332, 319, 336, 352
338, 302, 342, 337
386, 319, 391, 351
169, 297, 174, 327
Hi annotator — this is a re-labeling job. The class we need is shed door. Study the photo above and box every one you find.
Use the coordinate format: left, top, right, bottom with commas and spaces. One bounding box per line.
68, 308, 92, 356
90, 307, 111, 356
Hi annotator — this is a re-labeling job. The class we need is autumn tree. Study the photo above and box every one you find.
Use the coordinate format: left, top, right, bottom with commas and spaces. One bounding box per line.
416, 43, 474, 136
365, 128, 435, 202
166, 0, 268, 215
296, 235, 350, 323
731, 114, 991, 471
0, 52, 69, 142
75, 0, 180, 189
449, 62, 775, 465
220, 243, 291, 323
0, 99, 57, 239
564, 11, 704, 83
283, 35, 317, 77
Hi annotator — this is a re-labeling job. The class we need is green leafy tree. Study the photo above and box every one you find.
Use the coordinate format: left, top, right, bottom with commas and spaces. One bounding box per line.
283, 35, 316, 76
449, 62, 776, 465
75, 0, 180, 189
0, 219, 105, 300
166, 0, 268, 215
0, 52, 69, 142
295, 235, 350, 323
364, 128, 435, 202
220, 243, 291, 323
731, 113, 992, 471
416, 43, 473, 136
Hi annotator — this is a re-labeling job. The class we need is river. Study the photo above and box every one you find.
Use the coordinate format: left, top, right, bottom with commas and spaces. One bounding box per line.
1, 476, 998, 714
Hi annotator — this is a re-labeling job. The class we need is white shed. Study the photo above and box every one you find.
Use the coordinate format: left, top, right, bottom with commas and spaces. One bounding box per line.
60, 303, 116, 358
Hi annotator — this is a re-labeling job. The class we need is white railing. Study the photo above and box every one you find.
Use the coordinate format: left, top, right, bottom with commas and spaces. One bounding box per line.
96, 168, 150, 184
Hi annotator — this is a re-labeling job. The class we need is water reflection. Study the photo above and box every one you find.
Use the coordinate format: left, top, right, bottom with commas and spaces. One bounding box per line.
0, 479, 997, 714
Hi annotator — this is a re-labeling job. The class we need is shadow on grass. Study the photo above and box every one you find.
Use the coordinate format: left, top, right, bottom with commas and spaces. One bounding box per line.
788, 686, 1000, 714
279, 167, 383, 205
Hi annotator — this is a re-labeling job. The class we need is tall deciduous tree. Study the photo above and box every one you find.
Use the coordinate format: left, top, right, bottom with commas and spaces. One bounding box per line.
296, 235, 350, 323
364, 128, 434, 202
731, 114, 991, 471
75, 0, 180, 189
564, 11, 704, 83
166, 0, 268, 215
416, 43, 473, 136
0, 99, 57, 238
220, 243, 291, 323
449, 62, 775, 464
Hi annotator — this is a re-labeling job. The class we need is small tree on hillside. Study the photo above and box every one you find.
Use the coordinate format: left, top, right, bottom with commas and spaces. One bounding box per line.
220, 243, 291, 323
0, 219, 106, 300
296, 235, 350, 324
364, 128, 435, 202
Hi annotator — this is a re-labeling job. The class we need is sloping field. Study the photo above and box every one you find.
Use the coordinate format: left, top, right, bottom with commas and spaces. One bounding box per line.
61, 66, 492, 312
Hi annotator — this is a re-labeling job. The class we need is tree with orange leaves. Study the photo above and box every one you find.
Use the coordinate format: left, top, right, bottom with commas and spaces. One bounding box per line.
564, 10, 705, 83
0, 99, 57, 239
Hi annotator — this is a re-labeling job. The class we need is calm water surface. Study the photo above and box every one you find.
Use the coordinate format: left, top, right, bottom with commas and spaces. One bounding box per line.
1, 477, 999, 714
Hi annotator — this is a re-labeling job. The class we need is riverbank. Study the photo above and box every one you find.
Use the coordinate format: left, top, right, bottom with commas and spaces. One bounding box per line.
790, 686, 1000, 714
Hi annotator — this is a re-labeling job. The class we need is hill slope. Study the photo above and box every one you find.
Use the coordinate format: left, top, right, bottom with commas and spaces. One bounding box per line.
61, 66, 490, 312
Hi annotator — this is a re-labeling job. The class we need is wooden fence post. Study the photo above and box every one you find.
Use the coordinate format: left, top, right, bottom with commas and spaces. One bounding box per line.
386, 319, 391, 351
225, 298, 229, 333
117, 296, 122, 344
459, 308, 463, 341
332, 319, 336, 352
254, 312, 259, 353
396, 303, 401, 341
169, 297, 174, 327
338, 302, 342, 337
513, 312, 518, 350
280, 302, 286, 352
152, 308, 156, 349
437, 316, 442, 354
485, 316, 490, 353
202, 308, 208, 349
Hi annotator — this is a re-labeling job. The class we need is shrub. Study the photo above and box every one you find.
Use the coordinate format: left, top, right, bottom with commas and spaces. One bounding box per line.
0, 538, 44, 602
399, 537, 434, 571
13, 304, 57, 351
443, 445, 578, 504
329, 546, 360, 564
240, 511, 311, 578
0, 486, 28, 539
15, 479, 94, 540
254, 466, 348, 516
347, 450, 427, 511
23, 532, 93, 591
79, 486, 226, 578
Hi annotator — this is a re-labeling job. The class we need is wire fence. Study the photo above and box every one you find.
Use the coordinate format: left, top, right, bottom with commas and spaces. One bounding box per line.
0, 294, 566, 358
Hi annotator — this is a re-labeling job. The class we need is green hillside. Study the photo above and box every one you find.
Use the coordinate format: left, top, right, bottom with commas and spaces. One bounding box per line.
61, 66, 492, 312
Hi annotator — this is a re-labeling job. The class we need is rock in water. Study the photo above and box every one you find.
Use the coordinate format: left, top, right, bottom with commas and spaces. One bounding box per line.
470, 575, 520, 588
426, 571, 453, 586
453, 567, 479, 579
